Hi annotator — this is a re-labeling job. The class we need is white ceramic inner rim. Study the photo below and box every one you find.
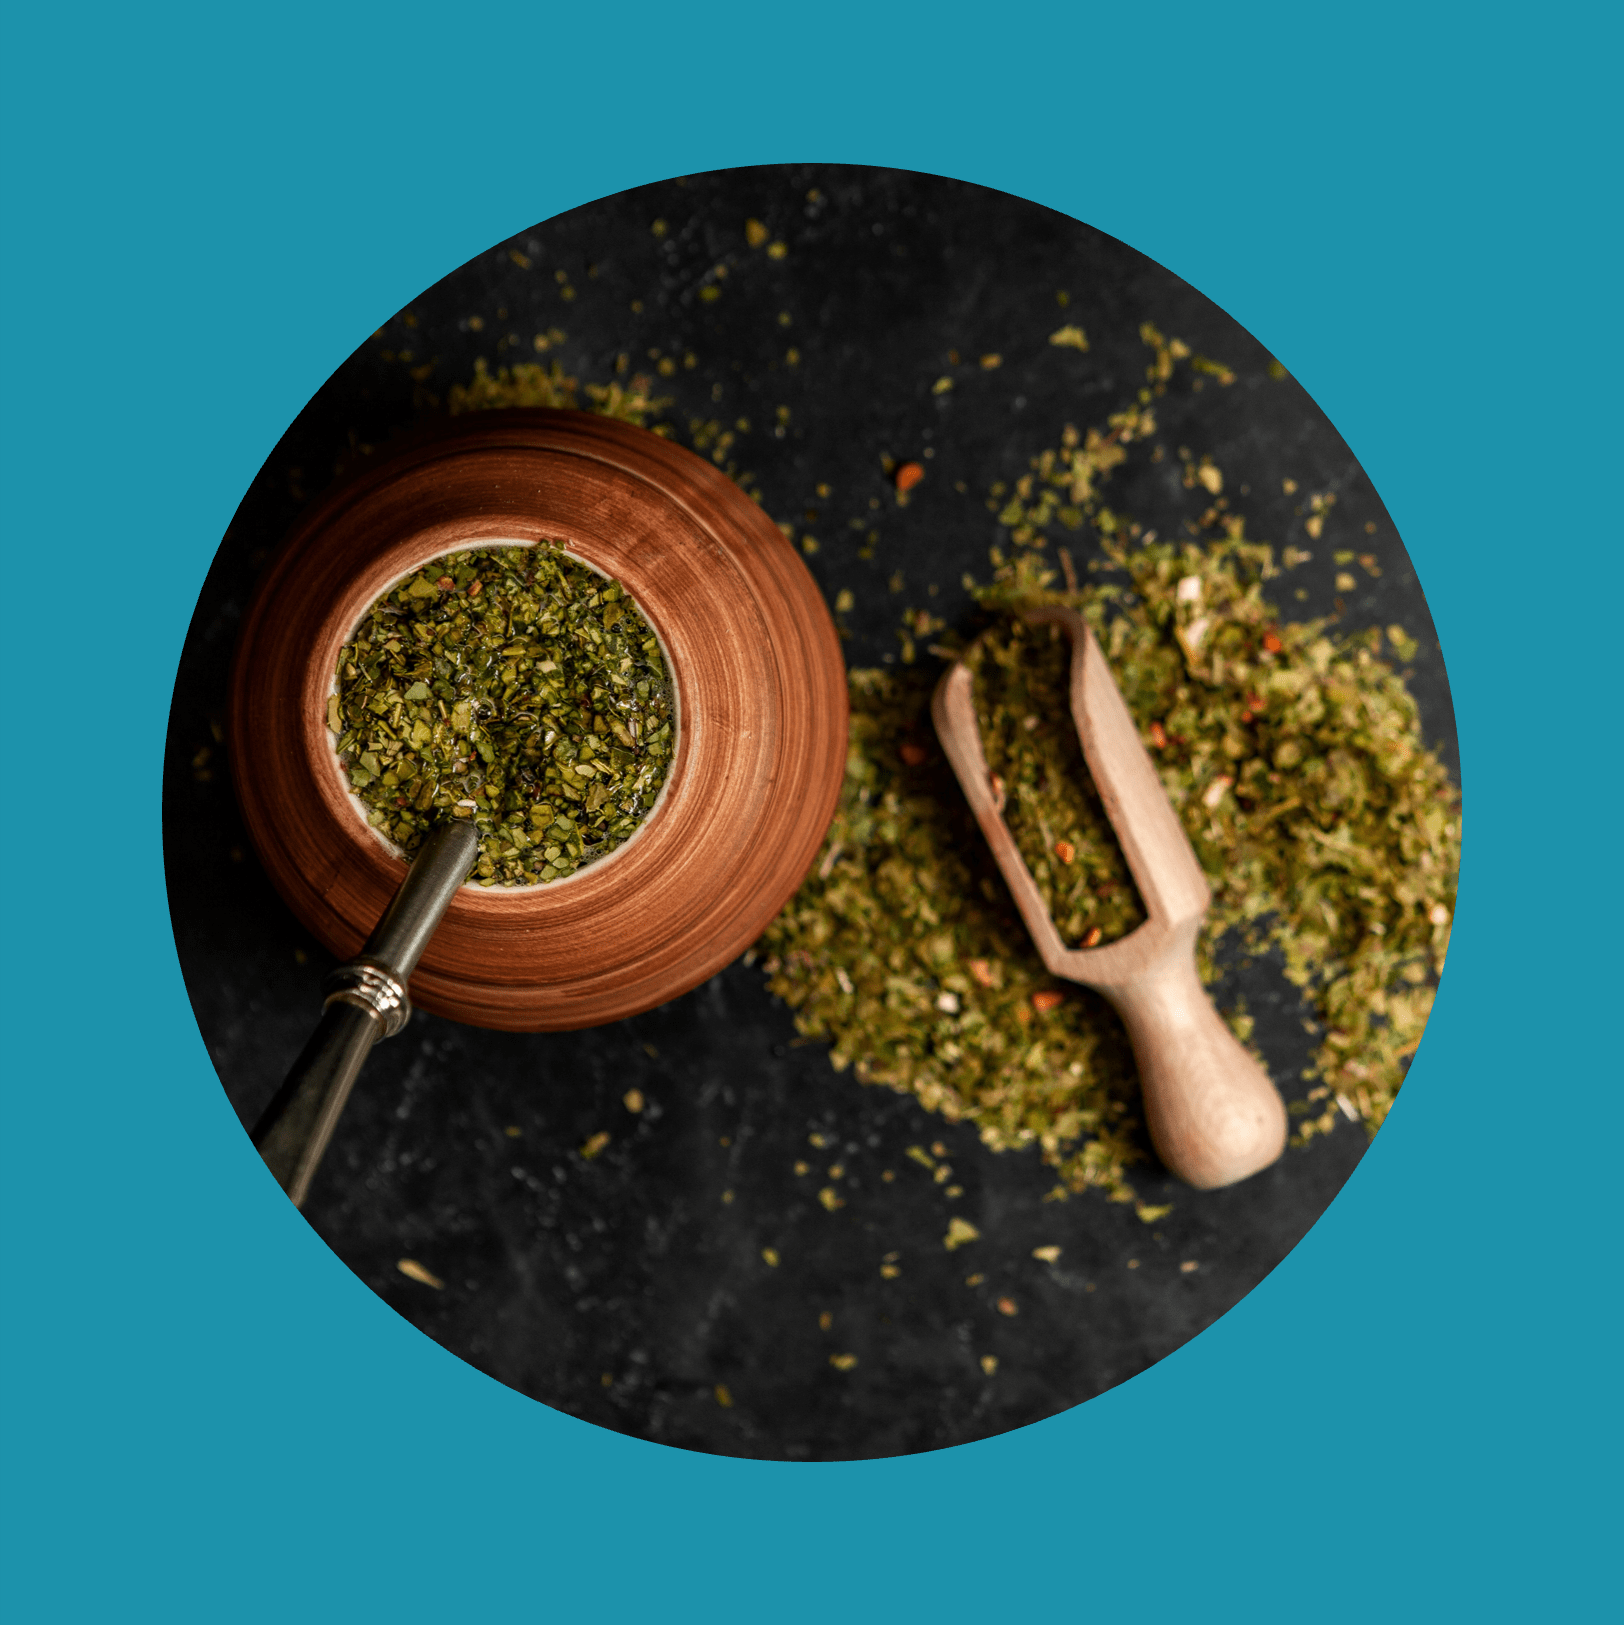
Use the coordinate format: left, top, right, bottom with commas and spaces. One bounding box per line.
326, 537, 681, 893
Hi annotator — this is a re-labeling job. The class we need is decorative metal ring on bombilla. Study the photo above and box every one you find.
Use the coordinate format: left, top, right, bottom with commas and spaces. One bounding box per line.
252, 820, 482, 1208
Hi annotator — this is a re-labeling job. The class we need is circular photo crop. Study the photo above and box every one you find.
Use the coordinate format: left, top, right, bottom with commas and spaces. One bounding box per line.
167, 164, 1459, 1461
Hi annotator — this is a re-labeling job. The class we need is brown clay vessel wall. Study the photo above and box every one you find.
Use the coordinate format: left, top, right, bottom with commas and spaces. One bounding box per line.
228, 409, 847, 1030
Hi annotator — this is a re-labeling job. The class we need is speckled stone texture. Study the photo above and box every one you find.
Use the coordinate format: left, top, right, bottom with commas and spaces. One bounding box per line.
165, 165, 1456, 1461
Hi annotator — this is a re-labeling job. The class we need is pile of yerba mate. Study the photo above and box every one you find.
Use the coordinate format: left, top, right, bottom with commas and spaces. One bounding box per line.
446, 326, 1459, 1207
761, 536, 1457, 1207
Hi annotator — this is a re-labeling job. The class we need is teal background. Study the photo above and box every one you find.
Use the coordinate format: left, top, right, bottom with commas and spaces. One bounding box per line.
1, 3, 1614, 1620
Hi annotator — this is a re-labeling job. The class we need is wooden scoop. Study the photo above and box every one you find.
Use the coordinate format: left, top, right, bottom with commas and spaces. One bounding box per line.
932, 606, 1286, 1189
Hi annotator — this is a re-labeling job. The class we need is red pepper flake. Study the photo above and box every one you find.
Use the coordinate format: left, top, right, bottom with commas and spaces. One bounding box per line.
895, 461, 925, 492
899, 741, 928, 766
1054, 839, 1075, 865
468, 579, 483, 598
436, 575, 454, 591
1031, 991, 1063, 1014
968, 959, 996, 988
996, 1296, 1019, 1317
1148, 721, 1168, 749
1081, 926, 1102, 948
1262, 630, 1282, 653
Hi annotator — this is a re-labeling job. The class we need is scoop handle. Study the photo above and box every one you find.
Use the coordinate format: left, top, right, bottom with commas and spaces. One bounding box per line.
1099, 922, 1287, 1190
252, 819, 481, 1208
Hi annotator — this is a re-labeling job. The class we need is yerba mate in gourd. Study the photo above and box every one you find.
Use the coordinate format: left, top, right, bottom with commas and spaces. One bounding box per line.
331, 544, 673, 886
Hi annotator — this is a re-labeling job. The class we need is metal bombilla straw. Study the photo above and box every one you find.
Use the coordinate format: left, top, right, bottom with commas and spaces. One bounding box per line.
252, 819, 481, 1208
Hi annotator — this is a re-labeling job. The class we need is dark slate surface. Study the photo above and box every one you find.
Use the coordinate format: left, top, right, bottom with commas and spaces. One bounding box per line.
164, 164, 1456, 1461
